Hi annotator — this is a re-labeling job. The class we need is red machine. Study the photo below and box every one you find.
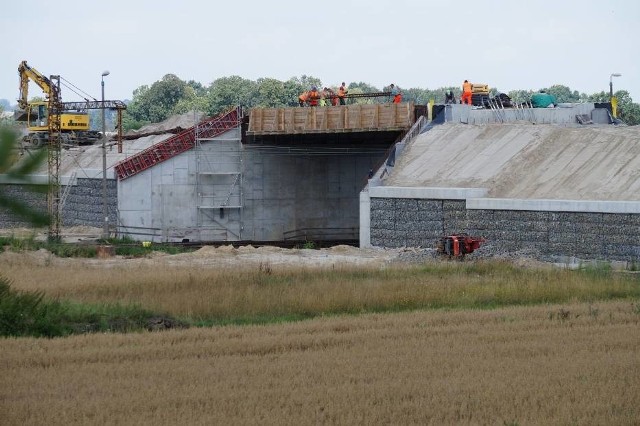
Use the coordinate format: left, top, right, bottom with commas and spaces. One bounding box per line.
437, 233, 486, 258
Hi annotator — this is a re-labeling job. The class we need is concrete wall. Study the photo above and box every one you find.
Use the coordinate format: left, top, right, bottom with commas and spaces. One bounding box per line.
445, 103, 603, 125
117, 127, 386, 242
117, 128, 243, 242
364, 189, 640, 262
242, 145, 382, 241
0, 178, 116, 229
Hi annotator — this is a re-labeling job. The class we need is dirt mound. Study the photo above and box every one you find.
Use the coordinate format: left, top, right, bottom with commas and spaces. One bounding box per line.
124, 111, 206, 139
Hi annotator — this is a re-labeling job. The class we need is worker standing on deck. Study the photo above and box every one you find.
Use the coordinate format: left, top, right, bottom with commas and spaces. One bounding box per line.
390, 84, 402, 103
298, 91, 308, 107
308, 87, 320, 107
324, 87, 338, 106
338, 82, 348, 105
445, 90, 456, 104
319, 88, 328, 107
461, 80, 472, 105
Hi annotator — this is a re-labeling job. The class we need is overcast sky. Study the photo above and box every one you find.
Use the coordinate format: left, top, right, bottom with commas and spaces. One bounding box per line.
1, 0, 638, 104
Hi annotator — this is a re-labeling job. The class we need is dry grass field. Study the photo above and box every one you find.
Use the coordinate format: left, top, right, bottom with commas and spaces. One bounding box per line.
1, 300, 639, 425
1, 248, 640, 424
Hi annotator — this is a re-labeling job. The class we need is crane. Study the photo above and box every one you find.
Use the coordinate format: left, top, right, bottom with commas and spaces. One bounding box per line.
17, 60, 127, 241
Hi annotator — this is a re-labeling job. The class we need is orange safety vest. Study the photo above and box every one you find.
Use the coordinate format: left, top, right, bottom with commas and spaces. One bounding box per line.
338, 86, 347, 98
463, 81, 472, 93
308, 90, 319, 105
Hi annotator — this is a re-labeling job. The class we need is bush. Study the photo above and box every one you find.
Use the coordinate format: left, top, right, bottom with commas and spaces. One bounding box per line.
0, 276, 68, 337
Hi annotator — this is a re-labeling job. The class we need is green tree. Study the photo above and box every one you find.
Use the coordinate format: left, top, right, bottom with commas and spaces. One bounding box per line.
619, 102, 640, 125
255, 78, 288, 108
611, 90, 640, 125
207, 76, 258, 115
127, 74, 191, 123
292, 75, 323, 92
507, 89, 534, 104
283, 78, 307, 107
543, 85, 581, 103
172, 85, 209, 115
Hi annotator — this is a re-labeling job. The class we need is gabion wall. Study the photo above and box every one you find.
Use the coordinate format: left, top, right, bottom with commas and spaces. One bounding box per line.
370, 198, 640, 262
0, 178, 117, 229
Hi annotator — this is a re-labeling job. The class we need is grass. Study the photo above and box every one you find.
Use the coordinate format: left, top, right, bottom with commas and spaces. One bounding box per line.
0, 235, 194, 258
0, 276, 176, 337
2, 258, 639, 333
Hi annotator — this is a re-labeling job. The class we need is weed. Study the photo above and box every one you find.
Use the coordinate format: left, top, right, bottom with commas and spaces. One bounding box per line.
580, 261, 612, 278
303, 240, 316, 249
259, 262, 273, 275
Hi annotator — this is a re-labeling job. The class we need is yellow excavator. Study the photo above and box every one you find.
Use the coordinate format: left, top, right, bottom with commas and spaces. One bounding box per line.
16, 60, 126, 146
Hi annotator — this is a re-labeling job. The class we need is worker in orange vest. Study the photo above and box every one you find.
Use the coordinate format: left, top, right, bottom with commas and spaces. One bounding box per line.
390, 84, 402, 103
298, 91, 309, 107
308, 87, 320, 107
324, 87, 338, 106
461, 80, 472, 105
338, 82, 348, 105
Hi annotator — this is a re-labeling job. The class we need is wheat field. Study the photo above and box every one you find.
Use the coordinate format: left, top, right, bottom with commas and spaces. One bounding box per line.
2, 300, 639, 425
1, 254, 640, 424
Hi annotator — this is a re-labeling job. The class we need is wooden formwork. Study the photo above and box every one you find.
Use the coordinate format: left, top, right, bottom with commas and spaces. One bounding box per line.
247, 103, 414, 135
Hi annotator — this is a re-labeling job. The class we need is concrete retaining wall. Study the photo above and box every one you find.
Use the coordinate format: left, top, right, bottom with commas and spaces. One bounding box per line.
63, 178, 117, 227
445, 103, 602, 125
365, 192, 640, 262
0, 178, 117, 229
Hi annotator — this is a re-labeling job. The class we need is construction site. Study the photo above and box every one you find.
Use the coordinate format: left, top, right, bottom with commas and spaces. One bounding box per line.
2, 66, 640, 264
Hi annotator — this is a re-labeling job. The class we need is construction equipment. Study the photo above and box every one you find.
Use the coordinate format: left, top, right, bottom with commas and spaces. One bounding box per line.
471, 84, 490, 107
437, 233, 486, 258
17, 61, 126, 146
16, 60, 127, 241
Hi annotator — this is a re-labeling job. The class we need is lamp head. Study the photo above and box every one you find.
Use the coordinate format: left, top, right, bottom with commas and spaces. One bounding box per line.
611, 73, 622, 78
101, 70, 110, 77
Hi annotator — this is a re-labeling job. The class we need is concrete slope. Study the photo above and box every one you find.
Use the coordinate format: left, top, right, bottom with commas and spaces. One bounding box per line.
384, 123, 640, 201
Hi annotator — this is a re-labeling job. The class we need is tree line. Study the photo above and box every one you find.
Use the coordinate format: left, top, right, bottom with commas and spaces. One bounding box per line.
105, 74, 640, 129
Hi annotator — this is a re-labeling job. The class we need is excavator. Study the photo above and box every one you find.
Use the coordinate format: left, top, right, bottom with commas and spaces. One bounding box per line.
16, 60, 126, 146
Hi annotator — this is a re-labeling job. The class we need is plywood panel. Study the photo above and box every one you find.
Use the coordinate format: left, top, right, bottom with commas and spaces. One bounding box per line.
248, 103, 414, 135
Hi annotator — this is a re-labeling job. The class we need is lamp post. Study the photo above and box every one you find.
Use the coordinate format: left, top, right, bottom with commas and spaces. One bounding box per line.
609, 73, 622, 99
101, 70, 110, 240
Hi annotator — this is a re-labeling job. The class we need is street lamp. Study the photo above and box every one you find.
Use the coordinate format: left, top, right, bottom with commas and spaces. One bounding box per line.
609, 73, 622, 99
101, 70, 110, 240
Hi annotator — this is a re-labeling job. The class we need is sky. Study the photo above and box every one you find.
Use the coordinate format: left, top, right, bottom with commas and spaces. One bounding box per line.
1, 0, 638, 105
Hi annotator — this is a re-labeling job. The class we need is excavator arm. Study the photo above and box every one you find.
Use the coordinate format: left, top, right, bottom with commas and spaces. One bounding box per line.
17, 60, 59, 110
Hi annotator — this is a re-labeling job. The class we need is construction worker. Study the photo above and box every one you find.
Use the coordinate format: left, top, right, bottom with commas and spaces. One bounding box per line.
298, 91, 308, 107
308, 86, 320, 107
324, 87, 338, 106
461, 80, 472, 105
390, 84, 402, 103
445, 90, 456, 104
330, 88, 339, 106
338, 82, 348, 105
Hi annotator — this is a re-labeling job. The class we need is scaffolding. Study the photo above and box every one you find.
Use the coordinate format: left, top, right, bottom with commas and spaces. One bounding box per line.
195, 121, 243, 241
